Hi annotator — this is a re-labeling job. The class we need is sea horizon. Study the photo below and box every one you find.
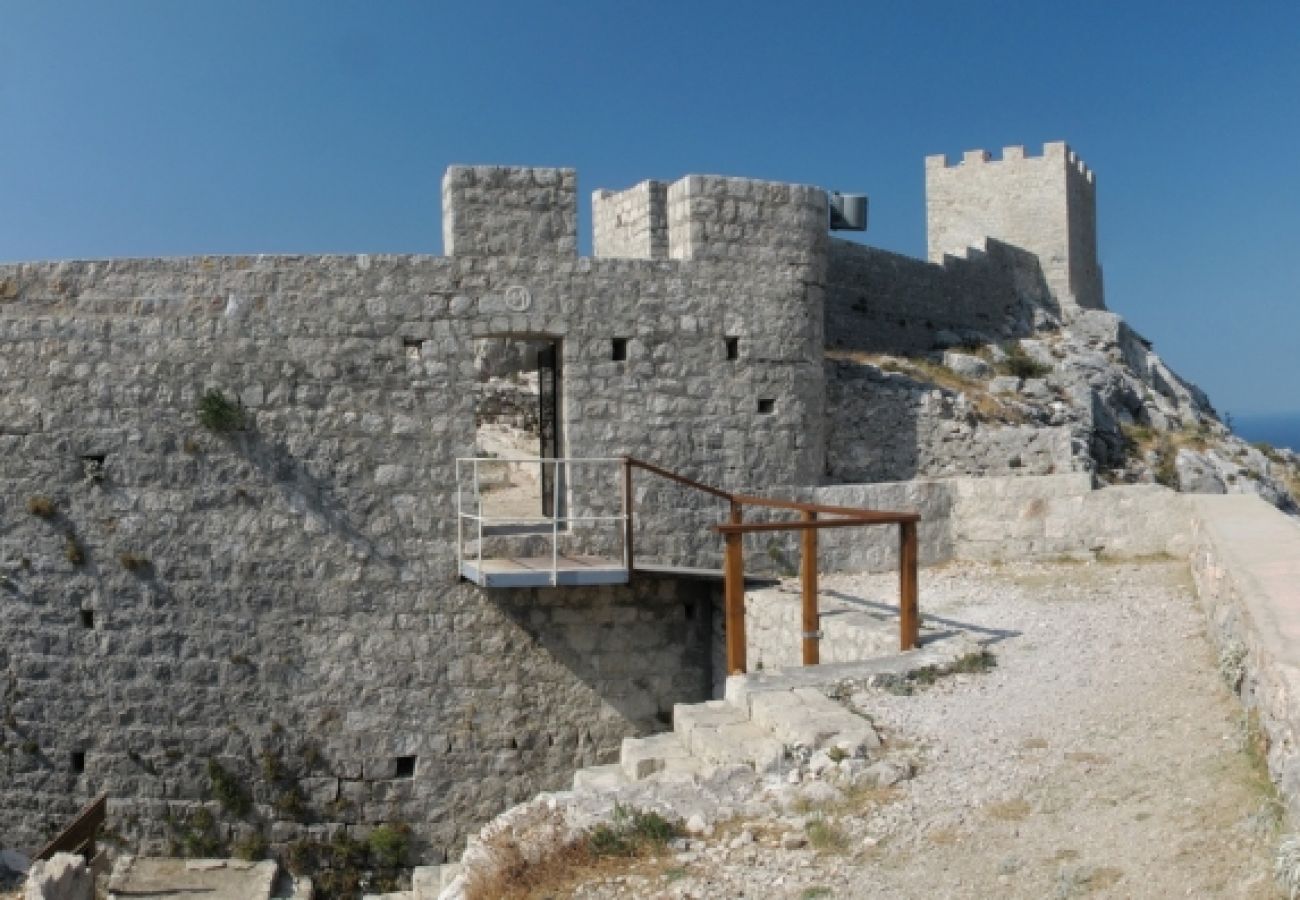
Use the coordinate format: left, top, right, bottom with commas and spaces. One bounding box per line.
1230, 411, 1300, 453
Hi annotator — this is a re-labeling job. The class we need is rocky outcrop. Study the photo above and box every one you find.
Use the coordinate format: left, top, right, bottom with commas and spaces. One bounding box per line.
825, 306, 1300, 513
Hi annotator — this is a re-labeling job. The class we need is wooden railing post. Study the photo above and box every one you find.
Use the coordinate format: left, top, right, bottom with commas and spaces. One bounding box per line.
621, 456, 634, 572
724, 501, 747, 675
899, 520, 919, 651
800, 509, 820, 666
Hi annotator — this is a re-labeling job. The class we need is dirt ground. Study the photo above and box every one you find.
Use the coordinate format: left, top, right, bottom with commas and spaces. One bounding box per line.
566, 559, 1284, 899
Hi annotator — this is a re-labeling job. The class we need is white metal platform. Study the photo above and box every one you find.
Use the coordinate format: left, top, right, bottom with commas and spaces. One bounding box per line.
460, 554, 630, 588
457, 457, 630, 589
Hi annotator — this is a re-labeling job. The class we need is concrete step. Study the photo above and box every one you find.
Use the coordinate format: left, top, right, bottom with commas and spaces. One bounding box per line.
620, 732, 692, 781
682, 718, 787, 774
672, 699, 748, 745
747, 687, 880, 756
572, 763, 630, 793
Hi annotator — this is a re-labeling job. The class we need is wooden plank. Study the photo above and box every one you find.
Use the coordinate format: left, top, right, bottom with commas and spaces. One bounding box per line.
35, 792, 107, 860
723, 503, 747, 675
801, 510, 820, 666
899, 520, 919, 651
715, 514, 914, 535
622, 457, 634, 571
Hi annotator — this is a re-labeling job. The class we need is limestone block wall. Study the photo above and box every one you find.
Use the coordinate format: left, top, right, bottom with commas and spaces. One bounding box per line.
948, 476, 1192, 562
824, 360, 1082, 483
0, 164, 830, 860
1190, 494, 1300, 823
442, 166, 578, 258
824, 237, 1051, 354
791, 475, 1194, 576
926, 143, 1104, 312
592, 181, 668, 260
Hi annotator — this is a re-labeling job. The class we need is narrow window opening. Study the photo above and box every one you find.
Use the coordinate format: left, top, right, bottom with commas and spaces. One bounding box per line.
757, 399, 776, 415
81, 453, 107, 484
394, 755, 417, 779
611, 338, 628, 362
683, 601, 695, 621
71, 751, 85, 774
725, 337, 739, 361
79, 609, 94, 630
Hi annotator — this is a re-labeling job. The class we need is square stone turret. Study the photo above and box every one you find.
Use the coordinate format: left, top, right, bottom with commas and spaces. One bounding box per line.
925, 142, 1104, 312
442, 165, 578, 257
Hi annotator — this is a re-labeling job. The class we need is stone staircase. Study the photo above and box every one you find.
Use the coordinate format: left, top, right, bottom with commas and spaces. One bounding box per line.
433, 629, 980, 899
571, 682, 886, 795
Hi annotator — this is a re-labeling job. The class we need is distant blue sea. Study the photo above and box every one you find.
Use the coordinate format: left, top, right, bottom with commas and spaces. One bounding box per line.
1232, 413, 1300, 453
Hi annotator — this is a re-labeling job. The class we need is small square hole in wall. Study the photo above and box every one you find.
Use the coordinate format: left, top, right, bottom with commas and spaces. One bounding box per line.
71, 751, 85, 774
611, 338, 628, 362
757, 399, 776, 415
403, 338, 423, 360
725, 337, 739, 361
79, 609, 94, 630
394, 755, 417, 779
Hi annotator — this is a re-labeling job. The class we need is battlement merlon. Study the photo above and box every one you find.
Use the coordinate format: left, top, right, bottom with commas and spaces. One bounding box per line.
665, 175, 828, 267
442, 165, 578, 257
592, 180, 670, 260
925, 142, 1094, 185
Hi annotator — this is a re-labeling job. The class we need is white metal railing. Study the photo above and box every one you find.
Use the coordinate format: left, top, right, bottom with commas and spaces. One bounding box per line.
455, 457, 630, 585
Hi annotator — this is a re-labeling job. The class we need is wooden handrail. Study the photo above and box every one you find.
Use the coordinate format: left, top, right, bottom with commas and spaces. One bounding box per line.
716, 515, 916, 534
623, 456, 735, 502
624, 456, 920, 521
35, 792, 107, 861
621, 455, 921, 674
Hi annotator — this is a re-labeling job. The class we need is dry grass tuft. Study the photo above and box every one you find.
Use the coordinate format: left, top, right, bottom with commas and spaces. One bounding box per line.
984, 798, 1032, 822
826, 349, 1028, 425
464, 803, 680, 900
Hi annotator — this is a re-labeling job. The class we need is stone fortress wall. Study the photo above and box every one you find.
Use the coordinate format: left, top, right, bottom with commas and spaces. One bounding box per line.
0, 166, 828, 859
0, 143, 1112, 863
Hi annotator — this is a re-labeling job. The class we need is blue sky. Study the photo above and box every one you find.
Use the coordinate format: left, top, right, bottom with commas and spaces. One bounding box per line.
1, 1, 1297, 415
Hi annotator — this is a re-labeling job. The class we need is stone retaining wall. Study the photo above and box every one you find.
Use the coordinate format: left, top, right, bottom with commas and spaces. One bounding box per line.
1189, 494, 1300, 822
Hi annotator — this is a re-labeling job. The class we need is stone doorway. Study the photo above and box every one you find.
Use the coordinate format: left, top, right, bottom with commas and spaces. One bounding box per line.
472, 337, 562, 524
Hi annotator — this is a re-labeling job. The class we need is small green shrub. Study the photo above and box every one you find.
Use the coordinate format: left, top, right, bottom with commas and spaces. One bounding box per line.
999, 343, 1052, 380
197, 389, 246, 433
368, 823, 411, 868
232, 830, 269, 862
589, 803, 679, 857
64, 534, 85, 566
169, 807, 226, 858
207, 758, 251, 816
806, 816, 850, 853
25, 496, 56, 518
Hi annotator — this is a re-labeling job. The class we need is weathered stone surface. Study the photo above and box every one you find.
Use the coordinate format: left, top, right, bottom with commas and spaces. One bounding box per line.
942, 351, 992, 379
23, 853, 91, 900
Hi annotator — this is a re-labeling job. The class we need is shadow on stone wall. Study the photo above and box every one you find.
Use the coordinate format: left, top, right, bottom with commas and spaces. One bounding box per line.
483, 577, 716, 751
825, 237, 1055, 354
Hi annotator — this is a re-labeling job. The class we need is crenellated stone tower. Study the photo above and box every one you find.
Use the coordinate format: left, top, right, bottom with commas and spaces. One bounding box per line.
925, 141, 1104, 313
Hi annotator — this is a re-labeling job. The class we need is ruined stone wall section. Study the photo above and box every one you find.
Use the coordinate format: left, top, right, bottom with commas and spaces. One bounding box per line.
442, 166, 578, 257
925, 142, 1104, 312
824, 360, 1082, 483
592, 181, 668, 260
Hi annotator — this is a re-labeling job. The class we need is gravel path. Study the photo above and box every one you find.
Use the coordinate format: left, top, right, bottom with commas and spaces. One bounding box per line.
569, 559, 1282, 899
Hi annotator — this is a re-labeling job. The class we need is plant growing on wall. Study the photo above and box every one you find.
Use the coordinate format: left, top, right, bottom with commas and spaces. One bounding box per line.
25, 497, 55, 518
197, 389, 246, 433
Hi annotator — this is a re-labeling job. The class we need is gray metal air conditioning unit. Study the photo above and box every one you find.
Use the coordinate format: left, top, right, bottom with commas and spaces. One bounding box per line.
828, 192, 868, 231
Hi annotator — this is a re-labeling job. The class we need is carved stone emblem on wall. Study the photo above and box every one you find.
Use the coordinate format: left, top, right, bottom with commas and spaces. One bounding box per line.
504, 285, 532, 312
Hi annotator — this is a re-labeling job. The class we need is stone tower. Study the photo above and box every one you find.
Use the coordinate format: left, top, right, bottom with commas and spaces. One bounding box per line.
925, 141, 1104, 312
